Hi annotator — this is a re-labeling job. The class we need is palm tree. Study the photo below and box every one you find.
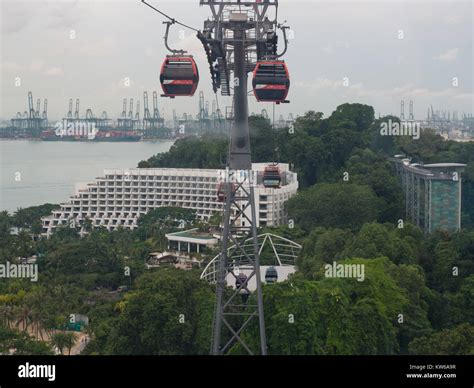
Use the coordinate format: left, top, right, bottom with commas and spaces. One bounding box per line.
0, 210, 12, 237
83, 217, 93, 233
64, 332, 76, 355
0, 305, 14, 328
50, 332, 76, 355
50, 333, 68, 355
28, 289, 48, 340
31, 220, 43, 241
208, 211, 223, 232
16, 229, 33, 257
15, 304, 34, 333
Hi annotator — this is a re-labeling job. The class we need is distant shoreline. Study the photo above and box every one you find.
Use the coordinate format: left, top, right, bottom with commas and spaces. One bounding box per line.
0, 140, 175, 213
0, 138, 176, 142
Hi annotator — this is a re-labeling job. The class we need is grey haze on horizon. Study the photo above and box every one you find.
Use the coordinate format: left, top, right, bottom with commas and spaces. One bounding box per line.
1, 0, 472, 122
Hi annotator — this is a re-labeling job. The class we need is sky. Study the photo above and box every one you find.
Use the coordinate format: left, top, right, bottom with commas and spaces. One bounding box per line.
0, 0, 472, 122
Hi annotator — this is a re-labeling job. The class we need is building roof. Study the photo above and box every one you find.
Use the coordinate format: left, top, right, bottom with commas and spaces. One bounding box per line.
390, 156, 466, 177
167, 229, 216, 240
404, 164, 434, 176
166, 228, 218, 244
423, 163, 467, 168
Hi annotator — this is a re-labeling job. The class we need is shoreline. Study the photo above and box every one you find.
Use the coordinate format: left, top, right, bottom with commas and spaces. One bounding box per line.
0, 138, 176, 142
0, 140, 176, 213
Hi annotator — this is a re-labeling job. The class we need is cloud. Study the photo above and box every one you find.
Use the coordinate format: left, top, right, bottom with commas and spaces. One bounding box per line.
169, 33, 205, 55
1, 61, 24, 72
76, 37, 117, 56
144, 46, 156, 58
0, 60, 45, 73
433, 48, 459, 62
106, 77, 139, 92
295, 77, 342, 90
28, 60, 45, 72
322, 41, 350, 54
445, 15, 463, 25
43, 67, 64, 76
45, 1, 81, 30
296, 78, 473, 101
0, 2, 35, 34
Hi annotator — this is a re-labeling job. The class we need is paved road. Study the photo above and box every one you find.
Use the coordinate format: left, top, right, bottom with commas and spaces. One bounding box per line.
70, 332, 90, 355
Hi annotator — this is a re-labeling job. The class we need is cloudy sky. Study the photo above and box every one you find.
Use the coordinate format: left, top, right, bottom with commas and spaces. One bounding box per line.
1, 0, 472, 122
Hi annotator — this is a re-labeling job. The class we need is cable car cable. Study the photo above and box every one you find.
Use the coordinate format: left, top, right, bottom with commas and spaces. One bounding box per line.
214, 92, 222, 132
272, 102, 278, 164
272, 101, 275, 131
141, 0, 200, 33
227, 98, 235, 161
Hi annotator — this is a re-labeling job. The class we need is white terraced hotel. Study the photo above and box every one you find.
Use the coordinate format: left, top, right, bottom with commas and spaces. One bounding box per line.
41, 163, 298, 236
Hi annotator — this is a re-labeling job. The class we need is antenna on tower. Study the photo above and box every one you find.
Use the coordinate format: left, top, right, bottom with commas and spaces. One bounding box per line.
128, 98, 134, 119
122, 98, 127, 118
42, 99, 48, 120
152, 91, 160, 119
135, 100, 140, 120
74, 98, 80, 119
67, 99, 73, 119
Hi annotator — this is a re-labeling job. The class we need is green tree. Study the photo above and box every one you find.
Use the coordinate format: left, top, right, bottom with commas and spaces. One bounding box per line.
408, 324, 474, 355
12, 204, 59, 230
343, 148, 404, 222
287, 183, 383, 231
298, 228, 353, 278
104, 269, 214, 355
258, 258, 409, 355
367, 116, 399, 155
327, 103, 375, 133
342, 223, 419, 265
50, 332, 73, 355
0, 324, 52, 355
395, 128, 447, 162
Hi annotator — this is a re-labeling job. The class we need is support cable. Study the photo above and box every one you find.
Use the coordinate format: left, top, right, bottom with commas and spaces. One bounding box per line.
272, 102, 278, 163
214, 92, 223, 133
141, 0, 200, 33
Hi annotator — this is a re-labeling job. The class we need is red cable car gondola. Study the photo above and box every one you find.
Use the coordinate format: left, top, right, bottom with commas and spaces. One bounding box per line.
216, 182, 237, 202
262, 164, 281, 188
160, 55, 199, 98
252, 60, 290, 103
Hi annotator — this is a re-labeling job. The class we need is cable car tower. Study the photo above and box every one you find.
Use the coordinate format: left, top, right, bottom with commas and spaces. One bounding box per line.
142, 0, 289, 355
198, 0, 289, 356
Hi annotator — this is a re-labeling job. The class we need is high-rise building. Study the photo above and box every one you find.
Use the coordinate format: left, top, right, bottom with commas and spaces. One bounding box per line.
41, 163, 298, 236
391, 156, 466, 232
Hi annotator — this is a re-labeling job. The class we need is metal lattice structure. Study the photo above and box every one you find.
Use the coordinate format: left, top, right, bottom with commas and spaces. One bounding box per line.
201, 233, 302, 284
143, 0, 290, 355
197, 0, 289, 355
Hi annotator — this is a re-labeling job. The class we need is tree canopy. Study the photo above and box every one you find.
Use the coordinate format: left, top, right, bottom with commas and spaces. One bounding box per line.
1, 102, 472, 356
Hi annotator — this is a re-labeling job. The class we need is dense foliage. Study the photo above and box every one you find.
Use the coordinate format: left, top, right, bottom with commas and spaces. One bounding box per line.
0, 103, 472, 355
